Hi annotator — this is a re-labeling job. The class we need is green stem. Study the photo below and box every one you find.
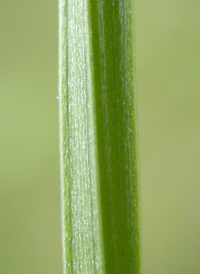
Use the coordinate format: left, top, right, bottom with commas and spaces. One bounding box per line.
59, 0, 141, 273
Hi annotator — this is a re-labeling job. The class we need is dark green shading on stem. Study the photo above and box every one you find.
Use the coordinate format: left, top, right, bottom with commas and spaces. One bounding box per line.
59, 0, 141, 273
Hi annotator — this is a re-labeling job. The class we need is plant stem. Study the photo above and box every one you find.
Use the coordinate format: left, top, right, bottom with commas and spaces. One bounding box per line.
59, 0, 141, 273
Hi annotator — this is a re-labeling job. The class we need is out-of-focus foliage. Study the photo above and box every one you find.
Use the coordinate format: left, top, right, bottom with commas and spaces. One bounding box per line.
136, 1, 200, 273
0, 0, 199, 273
0, 1, 62, 273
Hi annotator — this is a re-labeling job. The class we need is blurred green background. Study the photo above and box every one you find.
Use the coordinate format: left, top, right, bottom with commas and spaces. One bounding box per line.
0, 0, 199, 273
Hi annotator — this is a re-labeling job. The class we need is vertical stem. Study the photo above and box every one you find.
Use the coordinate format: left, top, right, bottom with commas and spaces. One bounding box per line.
59, 0, 141, 273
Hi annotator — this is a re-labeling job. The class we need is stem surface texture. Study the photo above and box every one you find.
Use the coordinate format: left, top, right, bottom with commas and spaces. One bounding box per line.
59, 0, 141, 273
